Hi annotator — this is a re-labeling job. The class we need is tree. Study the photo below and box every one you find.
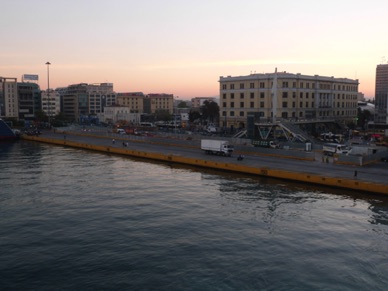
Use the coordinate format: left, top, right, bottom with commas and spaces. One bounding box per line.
177, 101, 188, 108
200, 100, 219, 125
189, 110, 201, 123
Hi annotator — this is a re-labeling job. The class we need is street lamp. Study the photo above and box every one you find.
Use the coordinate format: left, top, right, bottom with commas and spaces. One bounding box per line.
45, 61, 51, 128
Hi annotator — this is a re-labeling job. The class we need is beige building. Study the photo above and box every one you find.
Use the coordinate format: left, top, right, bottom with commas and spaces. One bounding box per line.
0, 77, 18, 118
117, 92, 145, 113
219, 70, 359, 128
148, 93, 174, 114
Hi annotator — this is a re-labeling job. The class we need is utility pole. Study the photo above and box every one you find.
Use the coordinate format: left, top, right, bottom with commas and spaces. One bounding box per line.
45, 61, 51, 128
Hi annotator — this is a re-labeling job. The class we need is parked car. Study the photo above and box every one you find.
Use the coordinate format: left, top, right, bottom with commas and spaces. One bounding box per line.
381, 157, 388, 162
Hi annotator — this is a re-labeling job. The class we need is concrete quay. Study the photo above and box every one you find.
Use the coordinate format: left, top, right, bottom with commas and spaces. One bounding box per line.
21, 130, 388, 195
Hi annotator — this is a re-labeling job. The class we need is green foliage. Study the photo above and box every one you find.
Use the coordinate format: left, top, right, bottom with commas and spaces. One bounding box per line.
200, 100, 219, 124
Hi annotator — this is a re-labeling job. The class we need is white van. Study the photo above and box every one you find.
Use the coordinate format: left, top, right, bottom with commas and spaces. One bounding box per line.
116, 129, 126, 134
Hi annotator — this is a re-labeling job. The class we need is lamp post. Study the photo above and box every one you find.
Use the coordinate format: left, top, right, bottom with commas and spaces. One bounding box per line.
45, 61, 51, 128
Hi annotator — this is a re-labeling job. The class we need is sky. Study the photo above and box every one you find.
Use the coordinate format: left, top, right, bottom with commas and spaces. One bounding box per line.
1, 0, 387, 100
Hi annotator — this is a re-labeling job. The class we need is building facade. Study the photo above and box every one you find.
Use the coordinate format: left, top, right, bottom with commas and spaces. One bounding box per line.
0, 77, 18, 118
219, 71, 359, 129
62, 83, 116, 121
375, 64, 388, 125
17, 82, 41, 121
41, 89, 60, 118
148, 93, 174, 114
116, 92, 145, 113
102, 105, 139, 124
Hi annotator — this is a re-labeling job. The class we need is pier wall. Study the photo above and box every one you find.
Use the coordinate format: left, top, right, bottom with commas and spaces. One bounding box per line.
22, 135, 388, 195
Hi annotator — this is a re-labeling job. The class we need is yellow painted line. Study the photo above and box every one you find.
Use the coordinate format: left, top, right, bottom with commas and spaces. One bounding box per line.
22, 135, 388, 195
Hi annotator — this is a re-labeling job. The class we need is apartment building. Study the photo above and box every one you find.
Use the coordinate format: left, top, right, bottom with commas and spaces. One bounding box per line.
219, 70, 359, 129
62, 83, 116, 121
375, 64, 388, 125
116, 92, 145, 113
17, 82, 41, 120
148, 93, 174, 114
41, 89, 60, 118
0, 77, 18, 118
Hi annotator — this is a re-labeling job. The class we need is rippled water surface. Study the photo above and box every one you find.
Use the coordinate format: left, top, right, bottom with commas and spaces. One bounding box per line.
1, 141, 388, 290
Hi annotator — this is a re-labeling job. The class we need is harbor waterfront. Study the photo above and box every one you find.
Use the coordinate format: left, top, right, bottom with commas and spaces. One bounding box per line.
21, 129, 388, 195
1, 139, 388, 290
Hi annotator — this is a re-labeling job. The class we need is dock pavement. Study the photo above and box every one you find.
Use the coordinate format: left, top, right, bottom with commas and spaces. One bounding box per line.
21, 129, 388, 195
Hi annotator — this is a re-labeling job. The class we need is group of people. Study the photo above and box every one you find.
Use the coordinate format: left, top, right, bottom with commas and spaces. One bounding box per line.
112, 139, 129, 147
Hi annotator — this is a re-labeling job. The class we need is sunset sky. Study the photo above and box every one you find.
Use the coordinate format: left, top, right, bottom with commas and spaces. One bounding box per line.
1, 0, 387, 99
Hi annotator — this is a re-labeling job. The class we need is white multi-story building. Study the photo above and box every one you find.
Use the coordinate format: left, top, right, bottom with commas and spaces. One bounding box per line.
219, 70, 359, 129
41, 89, 60, 117
102, 105, 140, 124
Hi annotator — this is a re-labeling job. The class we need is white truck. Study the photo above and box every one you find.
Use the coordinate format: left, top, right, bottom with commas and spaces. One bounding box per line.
322, 143, 349, 156
201, 139, 234, 156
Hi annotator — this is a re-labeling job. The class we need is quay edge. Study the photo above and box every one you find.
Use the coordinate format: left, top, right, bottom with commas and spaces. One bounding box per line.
21, 134, 388, 196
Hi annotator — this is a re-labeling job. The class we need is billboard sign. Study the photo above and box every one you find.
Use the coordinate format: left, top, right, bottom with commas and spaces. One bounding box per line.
23, 74, 39, 81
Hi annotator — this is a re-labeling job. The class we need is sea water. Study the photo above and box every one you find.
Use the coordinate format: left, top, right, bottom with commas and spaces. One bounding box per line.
1, 140, 388, 290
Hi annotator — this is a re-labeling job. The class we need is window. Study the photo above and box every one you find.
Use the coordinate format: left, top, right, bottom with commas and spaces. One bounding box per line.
306, 93, 309, 98
240, 102, 244, 107
222, 84, 227, 90
231, 93, 234, 99
230, 102, 234, 108
300, 82, 304, 88
250, 101, 254, 108
250, 83, 254, 89
240, 83, 244, 89
306, 83, 310, 89
282, 92, 288, 98
260, 82, 265, 88
260, 101, 264, 107
306, 102, 308, 107
292, 92, 296, 98
230, 111, 235, 116
240, 93, 244, 99
222, 111, 226, 116
240, 111, 244, 116
300, 92, 303, 98
292, 102, 295, 108
282, 102, 288, 108
300, 101, 303, 108
223, 93, 226, 99
250, 92, 254, 99
230, 84, 235, 89
223, 102, 226, 107
282, 81, 289, 88
260, 92, 265, 98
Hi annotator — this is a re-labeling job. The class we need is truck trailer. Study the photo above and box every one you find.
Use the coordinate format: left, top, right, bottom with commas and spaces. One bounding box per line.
201, 139, 234, 156
322, 143, 349, 156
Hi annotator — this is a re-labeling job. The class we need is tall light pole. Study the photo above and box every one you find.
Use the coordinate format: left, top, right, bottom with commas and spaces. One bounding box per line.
45, 61, 51, 128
